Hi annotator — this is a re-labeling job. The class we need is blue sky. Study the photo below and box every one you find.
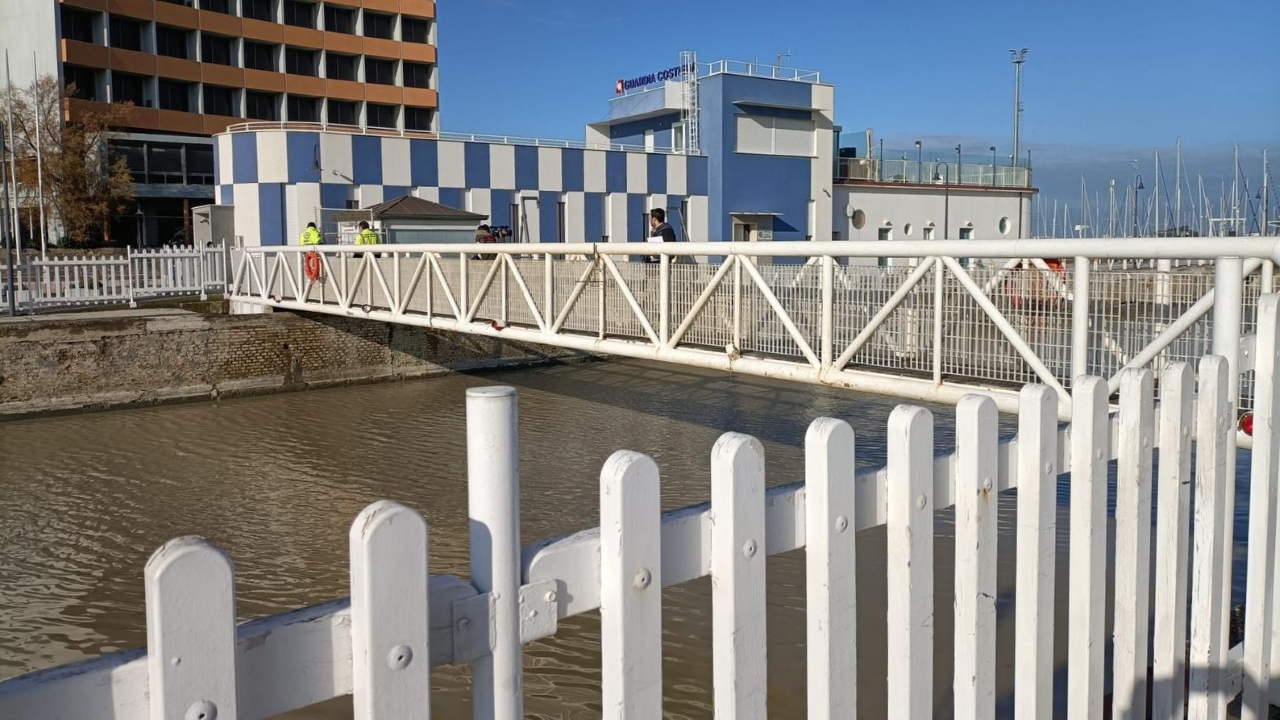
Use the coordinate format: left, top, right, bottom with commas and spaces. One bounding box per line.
440, 0, 1279, 222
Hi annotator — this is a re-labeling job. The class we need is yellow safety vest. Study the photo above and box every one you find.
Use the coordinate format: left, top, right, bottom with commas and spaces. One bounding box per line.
356, 228, 380, 246
299, 227, 322, 245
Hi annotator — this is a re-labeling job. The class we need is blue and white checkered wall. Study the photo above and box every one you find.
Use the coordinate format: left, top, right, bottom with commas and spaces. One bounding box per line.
213, 130, 710, 246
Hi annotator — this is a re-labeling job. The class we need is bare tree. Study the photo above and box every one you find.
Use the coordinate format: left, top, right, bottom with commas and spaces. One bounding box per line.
2, 75, 135, 246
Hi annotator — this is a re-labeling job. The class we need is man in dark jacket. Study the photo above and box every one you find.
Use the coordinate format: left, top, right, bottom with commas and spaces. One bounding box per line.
644, 208, 678, 263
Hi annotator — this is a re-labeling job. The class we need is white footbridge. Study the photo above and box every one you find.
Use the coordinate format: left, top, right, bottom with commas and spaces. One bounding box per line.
4, 238, 1280, 718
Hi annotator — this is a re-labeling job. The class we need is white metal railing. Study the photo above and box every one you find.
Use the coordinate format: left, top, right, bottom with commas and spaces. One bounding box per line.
3, 301, 1277, 716
837, 156, 1033, 188
701, 58, 822, 83
224, 238, 1279, 417
222, 122, 699, 155
0, 243, 227, 312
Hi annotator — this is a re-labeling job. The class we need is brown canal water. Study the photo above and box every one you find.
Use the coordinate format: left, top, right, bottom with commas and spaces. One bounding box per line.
0, 359, 1250, 718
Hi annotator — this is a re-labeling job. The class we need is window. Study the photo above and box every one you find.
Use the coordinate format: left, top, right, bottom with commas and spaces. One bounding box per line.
323, 5, 354, 34
959, 227, 974, 240
404, 107, 433, 131
284, 47, 317, 76
148, 144, 184, 183
325, 52, 356, 81
201, 34, 234, 66
245, 91, 279, 120
156, 26, 190, 59
998, 216, 1012, 236
188, 145, 215, 184
362, 11, 393, 39
60, 7, 97, 44
327, 99, 357, 125
109, 16, 144, 52
241, 0, 274, 22
401, 17, 430, 43
923, 227, 936, 240
365, 58, 394, 85
557, 201, 566, 242
111, 72, 148, 106
366, 103, 396, 129
288, 95, 319, 122
673, 122, 686, 152
158, 79, 193, 112
64, 66, 99, 101
200, 0, 231, 13
203, 85, 236, 116
283, 0, 315, 28
244, 41, 277, 71
115, 141, 147, 182
734, 115, 816, 157
403, 62, 431, 89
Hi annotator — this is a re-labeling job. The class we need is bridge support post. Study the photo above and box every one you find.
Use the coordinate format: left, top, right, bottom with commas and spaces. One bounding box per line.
821, 256, 833, 368
467, 386, 523, 720
660, 254, 671, 345
933, 259, 944, 384
1072, 257, 1090, 382
1212, 255, 1243, 687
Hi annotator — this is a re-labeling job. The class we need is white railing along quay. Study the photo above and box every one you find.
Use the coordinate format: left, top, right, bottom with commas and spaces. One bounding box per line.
4, 297, 1279, 716
227, 237, 1280, 418
0, 243, 228, 312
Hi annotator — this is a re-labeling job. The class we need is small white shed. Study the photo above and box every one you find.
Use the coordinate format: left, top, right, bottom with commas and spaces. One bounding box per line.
335, 195, 488, 244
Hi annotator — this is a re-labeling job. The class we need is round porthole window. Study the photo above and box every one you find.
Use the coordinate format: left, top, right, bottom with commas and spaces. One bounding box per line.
903, 223, 914, 237
999, 216, 1012, 235
851, 209, 867, 230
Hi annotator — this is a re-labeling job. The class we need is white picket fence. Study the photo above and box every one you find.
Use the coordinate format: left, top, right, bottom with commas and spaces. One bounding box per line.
2, 297, 1279, 718
0, 243, 227, 311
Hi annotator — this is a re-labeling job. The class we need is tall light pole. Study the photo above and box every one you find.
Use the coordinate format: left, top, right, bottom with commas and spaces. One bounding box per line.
934, 163, 951, 240
1009, 48, 1028, 167
1132, 173, 1145, 237
0, 121, 14, 316
989, 145, 997, 185
915, 140, 922, 183
955, 144, 962, 185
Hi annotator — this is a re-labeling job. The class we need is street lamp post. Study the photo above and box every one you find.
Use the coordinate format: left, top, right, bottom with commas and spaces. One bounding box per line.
989, 146, 997, 185
955, 144, 962, 186
934, 163, 951, 240
915, 140, 922, 183
0, 122, 15, 316
1132, 173, 1145, 237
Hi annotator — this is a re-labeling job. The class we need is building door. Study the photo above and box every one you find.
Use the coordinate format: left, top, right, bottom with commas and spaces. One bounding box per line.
285, 185, 299, 246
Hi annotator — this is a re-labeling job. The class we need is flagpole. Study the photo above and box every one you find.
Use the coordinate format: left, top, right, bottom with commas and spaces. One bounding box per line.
4, 51, 19, 257
1, 123, 15, 316
32, 53, 47, 257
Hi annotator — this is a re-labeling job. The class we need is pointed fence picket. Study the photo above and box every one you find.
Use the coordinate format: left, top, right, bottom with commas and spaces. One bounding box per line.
7, 291, 1280, 719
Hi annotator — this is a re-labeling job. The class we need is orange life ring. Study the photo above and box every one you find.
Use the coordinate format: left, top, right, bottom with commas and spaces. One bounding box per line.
304, 251, 322, 282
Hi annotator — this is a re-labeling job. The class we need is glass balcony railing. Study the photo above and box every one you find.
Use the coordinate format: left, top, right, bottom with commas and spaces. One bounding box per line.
836, 155, 1033, 188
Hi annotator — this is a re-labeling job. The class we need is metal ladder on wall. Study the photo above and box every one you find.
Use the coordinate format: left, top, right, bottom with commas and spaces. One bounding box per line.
679, 50, 699, 155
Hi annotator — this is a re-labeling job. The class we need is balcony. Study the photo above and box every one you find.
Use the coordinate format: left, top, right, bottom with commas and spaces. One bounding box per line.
244, 68, 287, 92
400, 0, 435, 18
61, 0, 108, 12
155, 108, 206, 134
109, 47, 158, 75
322, 31, 362, 55
362, 36, 400, 60
241, 17, 284, 43
157, 55, 203, 83
323, 78, 364, 101
364, 83, 401, 105
836, 152, 1033, 189
282, 25, 323, 49
107, 0, 155, 21
285, 74, 326, 96
61, 39, 109, 68
154, 1, 199, 27
401, 86, 437, 108
400, 42, 436, 64
197, 10, 241, 35
200, 62, 244, 86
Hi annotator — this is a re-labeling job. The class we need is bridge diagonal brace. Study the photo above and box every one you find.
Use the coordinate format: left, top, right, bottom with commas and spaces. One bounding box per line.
832, 257, 936, 371
367, 254, 397, 314
551, 259, 599, 334
275, 253, 301, 301
318, 253, 347, 308
666, 256, 736, 349
503, 255, 547, 331
399, 253, 431, 315
464, 256, 504, 323
341, 254, 370, 311
1103, 257, 1263, 393
943, 256, 1068, 398
599, 254, 660, 346
739, 257, 821, 368
428, 254, 463, 319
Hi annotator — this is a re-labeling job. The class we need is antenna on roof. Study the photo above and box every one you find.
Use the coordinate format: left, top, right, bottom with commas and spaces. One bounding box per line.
775, 49, 791, 67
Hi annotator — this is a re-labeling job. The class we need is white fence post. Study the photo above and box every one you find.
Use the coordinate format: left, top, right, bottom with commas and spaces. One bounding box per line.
1188, 355, 1231, 720
710, 432, 767, 720
887, 405, 934, 720
1112, 368, 1155, 720
599, 450, 663, 719
805, 417, 856, 719
1067, 376, 1108, 719
954, 395, 998, 720
466, 386, 522, 720
1151, 361, 1194, 720
1243, 294, 1280, 720
349, 500, 431, 720
1015, 384, 1058, 720
144, 537, 238, 720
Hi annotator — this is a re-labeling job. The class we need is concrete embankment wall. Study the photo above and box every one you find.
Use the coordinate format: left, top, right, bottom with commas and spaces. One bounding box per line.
0, 308, 580, 419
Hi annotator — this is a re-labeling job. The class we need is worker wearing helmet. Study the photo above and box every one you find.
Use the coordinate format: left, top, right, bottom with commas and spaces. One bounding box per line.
299, 221, 322, 245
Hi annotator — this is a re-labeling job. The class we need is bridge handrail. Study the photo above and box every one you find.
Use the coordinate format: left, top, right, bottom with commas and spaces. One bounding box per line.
234, 237, 1280, 262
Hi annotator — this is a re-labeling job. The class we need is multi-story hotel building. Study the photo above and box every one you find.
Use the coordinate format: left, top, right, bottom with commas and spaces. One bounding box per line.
0, 0, 438, 244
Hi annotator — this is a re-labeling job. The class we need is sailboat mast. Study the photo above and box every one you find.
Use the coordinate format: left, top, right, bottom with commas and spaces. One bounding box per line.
1175, 138, 1183, 235
1154, 150, 1161, 237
